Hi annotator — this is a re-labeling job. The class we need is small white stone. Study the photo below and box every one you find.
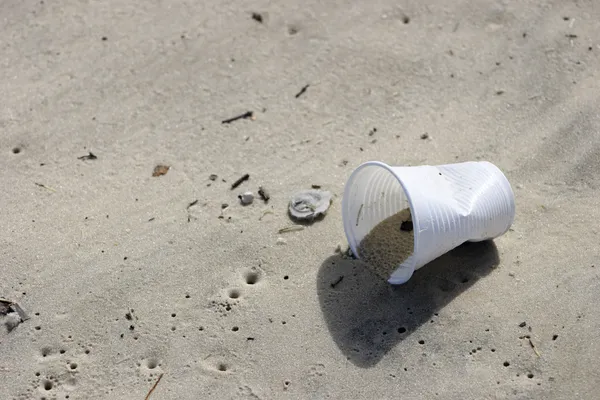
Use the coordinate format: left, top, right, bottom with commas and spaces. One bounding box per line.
4, 312, 22, 332
276, 237, 287, 245
238, 191, 254, 205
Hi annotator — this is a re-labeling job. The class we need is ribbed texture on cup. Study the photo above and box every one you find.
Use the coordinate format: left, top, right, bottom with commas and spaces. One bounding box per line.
437, 161, 514, 242
342, 163, 409, 256
343, 161, 515, 284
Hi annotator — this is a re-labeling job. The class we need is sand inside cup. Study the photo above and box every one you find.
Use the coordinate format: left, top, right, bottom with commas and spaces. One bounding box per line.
357, 208, 414, 280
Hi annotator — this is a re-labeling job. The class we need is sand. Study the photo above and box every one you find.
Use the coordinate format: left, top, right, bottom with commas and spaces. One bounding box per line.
2, 1, 600, 399
358, 208, 414, 280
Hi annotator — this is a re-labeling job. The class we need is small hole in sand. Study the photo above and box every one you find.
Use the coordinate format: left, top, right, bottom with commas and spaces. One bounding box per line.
418, 340, 425, 345
171, 313, 176, 317
503, 361, 510, 367
69, 362, 78, 370
402, 16, 410, 24
35, 372, 41, 376
35, 326, 41, 330
171, 326, 176, 331
41, 348, 51, 357
217, 363, 228, 372
491, 348, 496, 352
527, 373, 534, 379
397, 327, 407, 334
228, 289, 241, 299
60, 349, 66, 354
199, 326, 204, 331
185, 294, 190, 298
552, 334, 558, 340
147, 359, 158, 369
283, 275, 289, 280
43, 380, 53, 390
245, 271, 259, 285
232, 326, 239, 332
85, 350, 90, 354
12, 147, 21, 154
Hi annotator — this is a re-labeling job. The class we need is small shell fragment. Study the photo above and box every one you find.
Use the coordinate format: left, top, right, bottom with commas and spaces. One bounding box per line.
289, 189, 332, 220
238, 191, 254, 205
152, 164, 170, 177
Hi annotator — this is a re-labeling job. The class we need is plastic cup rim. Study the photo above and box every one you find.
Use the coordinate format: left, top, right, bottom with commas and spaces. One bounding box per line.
342, 160, 420, 282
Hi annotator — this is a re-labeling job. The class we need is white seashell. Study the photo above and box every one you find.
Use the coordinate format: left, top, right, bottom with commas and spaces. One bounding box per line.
289, 190, 332, 220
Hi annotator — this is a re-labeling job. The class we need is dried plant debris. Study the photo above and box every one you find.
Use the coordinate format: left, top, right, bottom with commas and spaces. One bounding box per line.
258, 186, 270, 203
34, 182, 55, 192
222, 111, 254, 124
289, 190, 332, 220
295, 84, 310, 98
239, 191, 254, 205
231, 174, 250, 190
278, 225, 304, 234
78, 151, 97, 160
152, 165, 170, 177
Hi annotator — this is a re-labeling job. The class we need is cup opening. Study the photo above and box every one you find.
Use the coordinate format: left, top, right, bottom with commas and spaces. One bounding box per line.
342, 161, 418, 283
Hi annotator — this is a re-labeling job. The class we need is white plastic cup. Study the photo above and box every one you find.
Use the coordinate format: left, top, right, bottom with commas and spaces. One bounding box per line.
342, 161, 515, 284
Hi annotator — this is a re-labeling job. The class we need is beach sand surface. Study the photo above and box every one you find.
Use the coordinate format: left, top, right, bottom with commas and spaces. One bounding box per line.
2, 1, 600, 399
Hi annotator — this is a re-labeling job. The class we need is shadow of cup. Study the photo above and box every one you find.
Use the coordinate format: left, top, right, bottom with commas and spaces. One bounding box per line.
316, 240, 499, 368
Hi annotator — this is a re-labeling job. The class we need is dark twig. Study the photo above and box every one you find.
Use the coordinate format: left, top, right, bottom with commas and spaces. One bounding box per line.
144, 373, 164, 400
187, 200, 199, 209
230, 174, 250, 190
356, 204, 364, 227
222, 111, 253, 124
34, 182, 56, 192
77, 151, 97, 160
295, 84, 310, 98
330, 276, 344, 288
